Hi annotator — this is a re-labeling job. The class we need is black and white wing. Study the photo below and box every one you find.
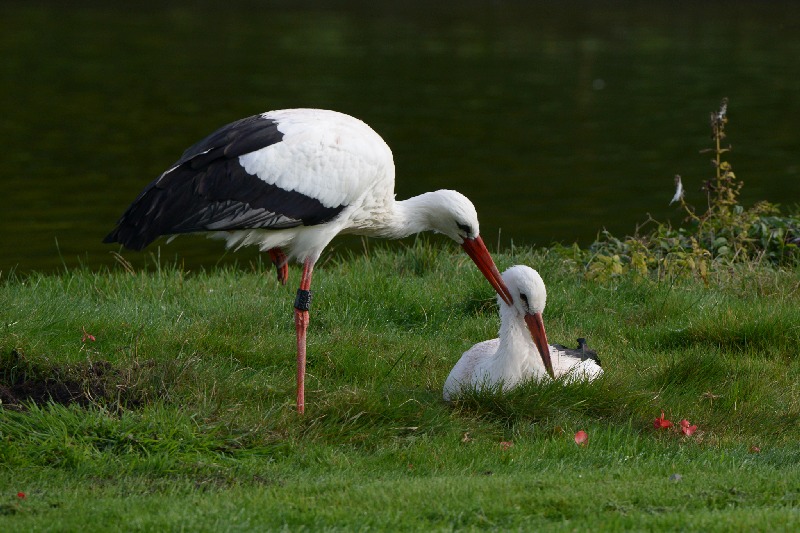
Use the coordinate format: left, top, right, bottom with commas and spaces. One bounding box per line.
104, 109, 393, 251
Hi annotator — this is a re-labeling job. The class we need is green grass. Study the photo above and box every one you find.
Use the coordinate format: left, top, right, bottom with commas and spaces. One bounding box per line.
2, 241, 799, 530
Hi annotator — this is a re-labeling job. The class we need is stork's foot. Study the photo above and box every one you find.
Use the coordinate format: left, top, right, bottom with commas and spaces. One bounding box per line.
268, 248, 289, 285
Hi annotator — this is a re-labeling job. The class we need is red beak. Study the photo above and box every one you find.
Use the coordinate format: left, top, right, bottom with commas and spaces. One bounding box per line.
524, 312, 555, 379
461, 235, 512, 305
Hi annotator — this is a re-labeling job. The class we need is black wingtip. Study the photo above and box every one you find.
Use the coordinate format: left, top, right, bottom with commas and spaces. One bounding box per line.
554, 338, 602, 367
576, 337, 601, 367
102, 229, 118, 245
101, 225, 152, 251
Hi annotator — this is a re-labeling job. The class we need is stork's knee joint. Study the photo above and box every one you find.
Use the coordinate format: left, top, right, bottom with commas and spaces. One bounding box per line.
294, 289, 313, 311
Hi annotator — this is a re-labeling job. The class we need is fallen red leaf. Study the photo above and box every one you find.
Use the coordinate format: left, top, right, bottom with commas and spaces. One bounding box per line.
17, 492, 25, 499
81, 327, 96, 343
574, 430, 588, 446
653, 411, 673, 429
680, 419, 698, 436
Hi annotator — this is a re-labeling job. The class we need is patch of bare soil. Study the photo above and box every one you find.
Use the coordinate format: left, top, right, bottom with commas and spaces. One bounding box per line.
0, 349, 144, 411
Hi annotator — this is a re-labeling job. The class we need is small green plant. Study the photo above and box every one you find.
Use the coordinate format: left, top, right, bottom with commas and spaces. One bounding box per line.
585, 99, 800, 281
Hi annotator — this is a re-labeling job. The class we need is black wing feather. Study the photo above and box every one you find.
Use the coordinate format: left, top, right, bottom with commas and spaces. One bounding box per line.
552, 338, 602, 366
104, 114, 346, 250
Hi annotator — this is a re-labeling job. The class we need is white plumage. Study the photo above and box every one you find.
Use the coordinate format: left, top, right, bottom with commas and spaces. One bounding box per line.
105, 108, 513, 413
443, 265, 603, 401
238, 109, 391, 211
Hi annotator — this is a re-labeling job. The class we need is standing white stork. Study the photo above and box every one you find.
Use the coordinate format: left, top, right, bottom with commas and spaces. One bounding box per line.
443, 265, 603, 401
104, 108, 513, 414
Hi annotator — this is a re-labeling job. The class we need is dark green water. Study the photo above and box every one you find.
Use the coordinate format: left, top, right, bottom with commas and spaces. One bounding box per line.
2, 1, 799, 272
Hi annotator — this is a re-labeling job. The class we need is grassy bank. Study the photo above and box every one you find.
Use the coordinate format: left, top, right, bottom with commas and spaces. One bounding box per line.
2, 242, 799, 530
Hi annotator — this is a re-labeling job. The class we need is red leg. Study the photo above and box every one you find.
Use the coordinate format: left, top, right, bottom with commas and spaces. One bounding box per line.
294, 259, 314, 414
268, 248, 289, 285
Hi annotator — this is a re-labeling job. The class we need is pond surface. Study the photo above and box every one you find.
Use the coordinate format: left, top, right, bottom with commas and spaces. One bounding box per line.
2, 1, 799, 272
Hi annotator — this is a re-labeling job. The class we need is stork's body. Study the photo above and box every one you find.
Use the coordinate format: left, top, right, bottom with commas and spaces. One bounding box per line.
443, 266, 602, 401
104, 108, 512, 413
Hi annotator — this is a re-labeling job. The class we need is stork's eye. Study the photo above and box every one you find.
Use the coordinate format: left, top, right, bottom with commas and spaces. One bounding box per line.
456, 222, 472, 236
519, 293, 529, 307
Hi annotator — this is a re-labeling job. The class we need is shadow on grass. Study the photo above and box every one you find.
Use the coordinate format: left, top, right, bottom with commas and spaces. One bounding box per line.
650, 317, 797, 356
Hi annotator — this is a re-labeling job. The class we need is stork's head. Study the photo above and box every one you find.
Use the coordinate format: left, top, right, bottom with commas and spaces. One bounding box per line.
499, 265, 555, 378
422, 189, 481, 243
423, 190, 513, 306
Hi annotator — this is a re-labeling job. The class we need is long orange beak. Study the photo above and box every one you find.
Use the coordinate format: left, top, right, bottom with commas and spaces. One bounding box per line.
524, 312, 555, 379
461, 235, 513, 305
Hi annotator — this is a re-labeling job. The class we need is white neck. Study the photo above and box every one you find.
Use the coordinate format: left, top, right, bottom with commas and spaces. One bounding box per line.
482, 305, 549, 382
496, 306, 533, 365
375, 192, 441, 239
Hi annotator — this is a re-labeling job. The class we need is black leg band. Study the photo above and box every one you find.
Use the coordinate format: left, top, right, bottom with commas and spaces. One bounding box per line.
294, 289, 312, 311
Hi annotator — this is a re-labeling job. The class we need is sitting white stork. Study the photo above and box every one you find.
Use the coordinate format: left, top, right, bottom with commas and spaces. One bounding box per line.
443, 265, 603, 401
104, 108, 513, 413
